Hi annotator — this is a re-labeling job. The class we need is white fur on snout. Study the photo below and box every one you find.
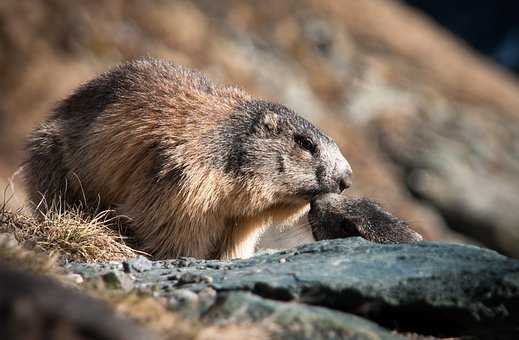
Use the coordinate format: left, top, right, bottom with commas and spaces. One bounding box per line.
317, 140, 352, 191
335, 150, 352, 177
328, 143, 352, 179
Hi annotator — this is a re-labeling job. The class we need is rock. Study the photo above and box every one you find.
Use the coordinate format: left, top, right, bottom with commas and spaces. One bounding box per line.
168, 289, 200, 318
69, 238, 519, 338
168, 287, 218, 320
0, 264, 155, 340
126, 256, 153, 273
177, 272, 213, 285
198, 286, 218, 311
204, 291, 401, 340
101, 271, 134, 291
64, 273, 84, 284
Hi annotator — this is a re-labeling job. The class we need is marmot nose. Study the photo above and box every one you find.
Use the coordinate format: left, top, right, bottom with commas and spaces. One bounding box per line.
338, 171, 352, 192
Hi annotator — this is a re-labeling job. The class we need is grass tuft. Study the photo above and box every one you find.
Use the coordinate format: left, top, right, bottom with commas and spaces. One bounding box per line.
0, 204, 140, 263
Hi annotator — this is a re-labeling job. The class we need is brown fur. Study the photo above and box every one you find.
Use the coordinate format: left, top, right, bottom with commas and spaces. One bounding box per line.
24, 58, 352, 260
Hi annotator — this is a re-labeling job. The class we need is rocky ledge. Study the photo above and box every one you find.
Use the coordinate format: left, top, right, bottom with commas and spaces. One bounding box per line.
69, 238, 519, 339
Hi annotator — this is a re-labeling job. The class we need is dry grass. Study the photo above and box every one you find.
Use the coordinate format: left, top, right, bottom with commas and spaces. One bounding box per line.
0, 203, 140, 262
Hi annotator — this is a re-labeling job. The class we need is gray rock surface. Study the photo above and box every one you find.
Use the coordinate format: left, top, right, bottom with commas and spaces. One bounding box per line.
69, 238, 519, 338
205, 291, 401, 340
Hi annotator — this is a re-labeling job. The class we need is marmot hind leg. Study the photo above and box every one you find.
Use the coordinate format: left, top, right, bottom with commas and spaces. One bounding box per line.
24, 121, 79, 213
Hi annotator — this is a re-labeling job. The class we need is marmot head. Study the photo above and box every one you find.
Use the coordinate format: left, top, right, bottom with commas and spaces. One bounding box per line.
309, 193, 423, 243
212, 100, 352, 205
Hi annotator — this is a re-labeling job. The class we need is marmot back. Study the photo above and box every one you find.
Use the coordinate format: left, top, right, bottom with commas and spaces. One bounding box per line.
24, 58, 352, 260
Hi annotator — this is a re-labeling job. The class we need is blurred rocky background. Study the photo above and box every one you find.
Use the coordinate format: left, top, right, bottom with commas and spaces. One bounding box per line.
1, 0, 518, 257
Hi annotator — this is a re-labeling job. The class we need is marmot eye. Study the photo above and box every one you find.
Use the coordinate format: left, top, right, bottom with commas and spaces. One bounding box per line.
294, 134, 317, 154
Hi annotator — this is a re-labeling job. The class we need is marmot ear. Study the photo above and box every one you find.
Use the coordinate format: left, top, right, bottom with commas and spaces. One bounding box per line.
260, 110, 279, 133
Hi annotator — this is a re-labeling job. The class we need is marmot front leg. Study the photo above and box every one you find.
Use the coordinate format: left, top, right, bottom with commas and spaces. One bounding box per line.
217, 219, 266, 260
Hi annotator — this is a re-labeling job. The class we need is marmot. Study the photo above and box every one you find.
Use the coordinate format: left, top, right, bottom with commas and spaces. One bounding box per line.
24, 58, 352, 260
309, 193, 423, 243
